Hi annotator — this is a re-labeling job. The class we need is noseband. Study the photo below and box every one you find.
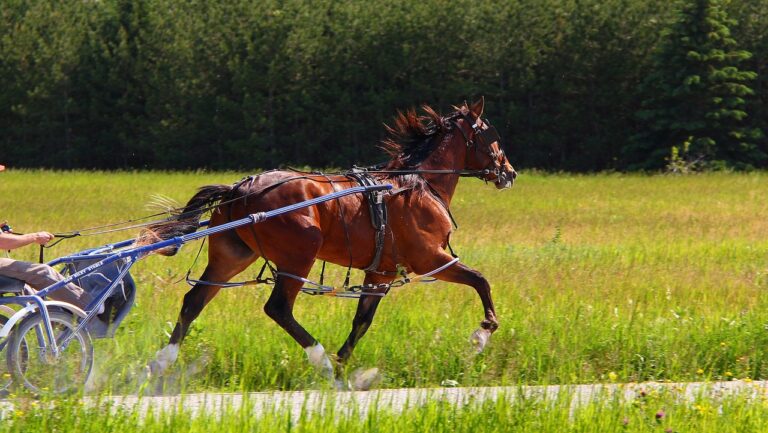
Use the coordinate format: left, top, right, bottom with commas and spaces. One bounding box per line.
451, 114, 508, 184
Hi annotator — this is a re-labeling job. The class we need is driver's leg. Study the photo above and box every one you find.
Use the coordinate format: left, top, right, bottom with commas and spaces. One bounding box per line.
0, 258, 95, 310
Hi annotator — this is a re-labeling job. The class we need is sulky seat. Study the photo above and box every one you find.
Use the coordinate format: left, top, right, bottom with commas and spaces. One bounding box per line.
0, 275, 25, 294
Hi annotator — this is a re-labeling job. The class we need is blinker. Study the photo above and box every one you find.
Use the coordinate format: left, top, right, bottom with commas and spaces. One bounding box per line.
475, 125, 501, 147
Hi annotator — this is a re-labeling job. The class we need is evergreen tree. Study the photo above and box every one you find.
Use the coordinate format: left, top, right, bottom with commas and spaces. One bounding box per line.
70, 0, 152, 168
629, 0, 763, 170
727, 0, 768, 165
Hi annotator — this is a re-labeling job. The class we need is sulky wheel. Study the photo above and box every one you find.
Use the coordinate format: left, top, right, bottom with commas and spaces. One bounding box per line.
6, 311, 93, 395
0, 314, 11, 394
0, 313, 28, 395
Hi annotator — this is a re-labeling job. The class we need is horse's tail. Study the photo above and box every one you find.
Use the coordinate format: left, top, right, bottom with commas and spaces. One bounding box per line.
136, 184, 234, 256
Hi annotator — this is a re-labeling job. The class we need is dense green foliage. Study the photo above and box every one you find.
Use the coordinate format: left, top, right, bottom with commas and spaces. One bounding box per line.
630, 0, 763, 170
0, 0, 766, 170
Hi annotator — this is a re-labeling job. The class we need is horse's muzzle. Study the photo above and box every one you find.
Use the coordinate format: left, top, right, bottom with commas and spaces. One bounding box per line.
495, 168, 517, 189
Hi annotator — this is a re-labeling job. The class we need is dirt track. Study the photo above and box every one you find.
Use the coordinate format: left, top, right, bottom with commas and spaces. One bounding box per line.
101, 380, 768, 418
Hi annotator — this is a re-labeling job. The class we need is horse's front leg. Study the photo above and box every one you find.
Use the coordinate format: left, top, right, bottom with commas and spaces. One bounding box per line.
337, 273, 392, 364
417, 253, 499, 353
335, 273, 391, 389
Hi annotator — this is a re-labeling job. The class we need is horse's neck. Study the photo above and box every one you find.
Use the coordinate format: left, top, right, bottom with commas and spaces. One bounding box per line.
418, 136, 465, 207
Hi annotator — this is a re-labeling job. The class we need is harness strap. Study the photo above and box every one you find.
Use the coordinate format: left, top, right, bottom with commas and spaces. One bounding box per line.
273, 271, 385, 298
446, 240, 458, 259
346, 170, 388, 273
183, 191, 278, 289
319, 260, 326, 286
187, 253, 461, 299
423, 179, 459, 230
275, 256, 460, 298
1, 228, 76, 263
183, 229, 275, 288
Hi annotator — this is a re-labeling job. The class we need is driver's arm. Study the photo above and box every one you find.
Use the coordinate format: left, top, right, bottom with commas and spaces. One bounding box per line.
0, 231, 54, 250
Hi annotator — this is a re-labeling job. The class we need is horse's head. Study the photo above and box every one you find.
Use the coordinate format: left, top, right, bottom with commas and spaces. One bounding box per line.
380, 98, 516, 189
453, 97, 517, 189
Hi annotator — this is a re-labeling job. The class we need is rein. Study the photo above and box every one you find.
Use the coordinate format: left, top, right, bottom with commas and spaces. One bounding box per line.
40, 167, 483, 245
0, 225, 78, 263
352, 168, 497, 177
41, 172, 325, 241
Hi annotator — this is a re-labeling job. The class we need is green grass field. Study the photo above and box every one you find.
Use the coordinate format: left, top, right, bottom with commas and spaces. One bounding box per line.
2, 170, 768, 429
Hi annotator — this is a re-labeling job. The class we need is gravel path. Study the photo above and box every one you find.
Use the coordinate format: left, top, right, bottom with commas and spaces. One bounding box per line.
101, 380, 768, 419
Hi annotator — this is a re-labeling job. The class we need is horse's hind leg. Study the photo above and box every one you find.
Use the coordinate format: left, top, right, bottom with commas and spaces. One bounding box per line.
416, 252, 498, 353
150, 281, 217, 376
149, 264, 251, 375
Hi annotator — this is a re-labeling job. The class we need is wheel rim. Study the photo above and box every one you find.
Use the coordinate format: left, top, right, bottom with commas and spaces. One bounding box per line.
10, 313, 91, 394
0, 315, 26, 392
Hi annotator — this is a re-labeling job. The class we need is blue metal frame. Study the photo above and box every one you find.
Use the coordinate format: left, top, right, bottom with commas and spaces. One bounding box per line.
0, 184, 392, 359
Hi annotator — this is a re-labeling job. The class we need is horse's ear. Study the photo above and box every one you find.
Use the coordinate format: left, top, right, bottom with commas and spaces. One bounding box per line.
469, 96, 485, 118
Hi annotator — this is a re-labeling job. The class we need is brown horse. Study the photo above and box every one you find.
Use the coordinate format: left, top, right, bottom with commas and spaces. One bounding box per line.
144, 98, 516, 387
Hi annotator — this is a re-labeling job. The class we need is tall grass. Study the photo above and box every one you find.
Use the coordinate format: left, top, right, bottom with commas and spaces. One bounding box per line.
2, 171, 767, 393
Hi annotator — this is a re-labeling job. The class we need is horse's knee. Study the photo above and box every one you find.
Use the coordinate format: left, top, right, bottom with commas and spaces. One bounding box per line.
467, 274, 495, 304
180, 295, 197, 318
481, 318, 499, 331
263, 298, 289, 322
263, 301, 277, 320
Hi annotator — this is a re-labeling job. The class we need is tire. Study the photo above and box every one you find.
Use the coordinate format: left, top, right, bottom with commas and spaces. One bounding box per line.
0, 314, 11, 393
0, 313, 29, 395
6, 311, 93, 395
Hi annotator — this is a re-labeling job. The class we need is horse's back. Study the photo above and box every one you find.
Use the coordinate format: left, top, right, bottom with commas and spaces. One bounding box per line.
214, 171, 368, 269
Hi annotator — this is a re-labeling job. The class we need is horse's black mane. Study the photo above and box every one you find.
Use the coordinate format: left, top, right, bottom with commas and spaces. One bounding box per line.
380, 105, 465, 171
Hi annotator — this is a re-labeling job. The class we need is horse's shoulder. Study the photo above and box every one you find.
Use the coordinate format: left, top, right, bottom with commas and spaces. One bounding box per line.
387, 190, 452, 227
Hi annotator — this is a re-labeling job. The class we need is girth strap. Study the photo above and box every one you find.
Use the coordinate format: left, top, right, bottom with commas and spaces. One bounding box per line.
347, 170, 388, 273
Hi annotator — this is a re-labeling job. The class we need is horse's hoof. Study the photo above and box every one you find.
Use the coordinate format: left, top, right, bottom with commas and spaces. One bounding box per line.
350, 367, 381, 391
469, 328, 491, 353
134, 364, 151, 385
147, 360, 165, 377
334, 378, 350, 391
149, 344, 179, 377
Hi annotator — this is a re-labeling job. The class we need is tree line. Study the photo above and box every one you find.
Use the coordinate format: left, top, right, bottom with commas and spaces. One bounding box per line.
1, 0, 765, 171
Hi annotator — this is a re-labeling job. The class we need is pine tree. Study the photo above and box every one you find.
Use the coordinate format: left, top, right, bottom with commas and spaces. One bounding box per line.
629, 0, 763, 170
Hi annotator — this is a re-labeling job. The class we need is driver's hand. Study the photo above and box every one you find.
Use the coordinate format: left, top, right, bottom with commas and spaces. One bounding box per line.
31, 231, 55, 245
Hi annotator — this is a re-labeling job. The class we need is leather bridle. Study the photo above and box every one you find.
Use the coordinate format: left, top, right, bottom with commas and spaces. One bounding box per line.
451, 112, 510, 185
